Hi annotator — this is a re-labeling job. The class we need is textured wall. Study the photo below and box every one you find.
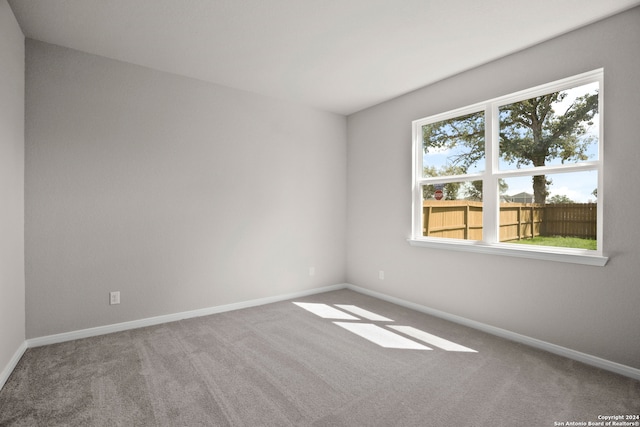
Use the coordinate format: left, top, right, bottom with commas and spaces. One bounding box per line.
346, 7, 640, 368
0, 0, 25, 380
25, 40, 347, 338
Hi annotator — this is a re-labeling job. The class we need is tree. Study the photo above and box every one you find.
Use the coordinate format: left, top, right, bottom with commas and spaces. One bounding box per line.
423, 166, 507, 201
423, 165, 465, 200
422, 111, 484, 172
466, 179, 509, 201
422, 90, 598, 204
547, 194, 575, 204
500, 92, 598, 203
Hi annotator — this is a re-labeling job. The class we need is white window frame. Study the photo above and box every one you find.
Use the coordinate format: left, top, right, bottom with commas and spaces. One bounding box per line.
409, 69, 607, 266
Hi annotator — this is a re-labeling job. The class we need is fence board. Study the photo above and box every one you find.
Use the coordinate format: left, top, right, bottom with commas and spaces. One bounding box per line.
423, 200, 483, 240
543, 203, 597, 239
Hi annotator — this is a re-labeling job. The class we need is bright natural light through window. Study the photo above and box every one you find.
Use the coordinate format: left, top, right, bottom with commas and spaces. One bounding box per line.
410, 70, 607, 266
293, 302, 477, 352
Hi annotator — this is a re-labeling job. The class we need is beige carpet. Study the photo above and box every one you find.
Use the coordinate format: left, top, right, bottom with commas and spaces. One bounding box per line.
1, 289, 639, 426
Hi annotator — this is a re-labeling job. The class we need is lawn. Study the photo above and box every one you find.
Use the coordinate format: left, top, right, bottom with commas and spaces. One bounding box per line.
510, 236, 597, 250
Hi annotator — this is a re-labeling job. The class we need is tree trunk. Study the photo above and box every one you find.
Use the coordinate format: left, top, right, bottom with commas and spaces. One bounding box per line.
532, 174, 547, 204
531, 152, 548, 204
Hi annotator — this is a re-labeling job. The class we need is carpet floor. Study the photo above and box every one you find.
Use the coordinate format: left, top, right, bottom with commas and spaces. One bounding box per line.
1, 289, 639, 426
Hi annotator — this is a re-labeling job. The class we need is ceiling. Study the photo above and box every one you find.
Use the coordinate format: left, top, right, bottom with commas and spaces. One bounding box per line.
8, 0, 640, 115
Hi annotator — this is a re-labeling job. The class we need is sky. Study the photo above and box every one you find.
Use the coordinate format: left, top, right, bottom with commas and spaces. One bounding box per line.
503, 171, 597, 203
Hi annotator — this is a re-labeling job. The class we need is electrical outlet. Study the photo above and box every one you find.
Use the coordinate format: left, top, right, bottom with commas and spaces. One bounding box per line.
379, 270, 385, 280
309, 267, 315, 276
110, 291, 120, 305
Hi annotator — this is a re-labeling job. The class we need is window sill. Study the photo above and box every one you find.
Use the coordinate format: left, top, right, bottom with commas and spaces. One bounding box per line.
407, 238, 608, 266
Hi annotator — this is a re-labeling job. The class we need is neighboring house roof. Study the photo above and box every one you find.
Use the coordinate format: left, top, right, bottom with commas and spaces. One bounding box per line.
505, 192, 534, 202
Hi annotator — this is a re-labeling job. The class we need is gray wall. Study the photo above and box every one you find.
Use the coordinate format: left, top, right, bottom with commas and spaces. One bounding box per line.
16, 4, 640, 373
0, 0, 25, 375
347, 7, 640, 369
25, 40, 347, 338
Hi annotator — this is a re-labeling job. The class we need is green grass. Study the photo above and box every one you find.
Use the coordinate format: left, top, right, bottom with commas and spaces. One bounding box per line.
510, 236, 597, 250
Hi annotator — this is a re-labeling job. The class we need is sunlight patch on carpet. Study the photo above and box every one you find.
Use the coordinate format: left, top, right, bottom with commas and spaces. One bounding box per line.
389, 325, 477, 352
292, 302, 359, 320
293, 302, 477, 352
333, 322, 431, 350
334, 304, 394, 322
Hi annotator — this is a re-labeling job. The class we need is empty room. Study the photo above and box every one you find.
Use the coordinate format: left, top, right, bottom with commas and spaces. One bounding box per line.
1, 0, 639, 425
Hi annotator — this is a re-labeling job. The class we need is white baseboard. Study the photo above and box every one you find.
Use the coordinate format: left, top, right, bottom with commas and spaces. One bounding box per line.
345, 283, 640, 381
0, 341, 27, 392
12, 282, 639, 384
27, 283, 348, 348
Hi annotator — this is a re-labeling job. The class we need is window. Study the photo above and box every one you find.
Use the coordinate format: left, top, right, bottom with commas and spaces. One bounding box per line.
410, 70, 607, 266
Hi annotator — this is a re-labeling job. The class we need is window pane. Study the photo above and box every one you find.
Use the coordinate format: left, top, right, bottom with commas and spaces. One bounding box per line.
499, 171, 597, 250
422, 111, 485, 178
422, 181, 483, 241
498, 82, 599, 171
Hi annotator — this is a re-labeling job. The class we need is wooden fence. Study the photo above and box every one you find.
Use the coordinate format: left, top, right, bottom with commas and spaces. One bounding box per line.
542, 203, 597, 239
422, 201, 596, 241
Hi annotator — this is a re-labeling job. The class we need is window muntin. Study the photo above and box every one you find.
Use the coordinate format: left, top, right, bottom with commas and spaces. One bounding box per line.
412, 70, 605, 263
